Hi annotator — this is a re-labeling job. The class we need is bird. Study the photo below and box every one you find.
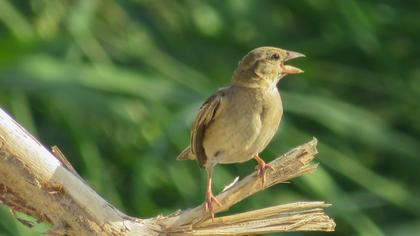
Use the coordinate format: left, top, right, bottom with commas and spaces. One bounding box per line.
177, 46, 305, 218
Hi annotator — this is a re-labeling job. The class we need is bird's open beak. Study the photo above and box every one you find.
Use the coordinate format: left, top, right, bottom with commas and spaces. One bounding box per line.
282, 50, 305, 74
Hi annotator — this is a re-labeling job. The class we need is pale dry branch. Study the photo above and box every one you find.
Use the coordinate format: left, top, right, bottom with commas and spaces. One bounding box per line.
167, 202, 334, 235
0, 107, 335, 235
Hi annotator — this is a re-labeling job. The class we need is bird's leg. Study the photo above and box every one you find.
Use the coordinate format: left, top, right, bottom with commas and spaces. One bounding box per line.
204, 166, 222, 219
255, 154, 274, 187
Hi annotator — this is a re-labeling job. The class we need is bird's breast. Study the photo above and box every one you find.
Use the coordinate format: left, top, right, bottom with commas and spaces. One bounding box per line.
203, 86, 282, 166
257, 86, 283, 152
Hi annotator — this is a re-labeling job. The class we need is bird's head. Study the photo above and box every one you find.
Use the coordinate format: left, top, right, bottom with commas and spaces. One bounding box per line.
233, 47, 305, 88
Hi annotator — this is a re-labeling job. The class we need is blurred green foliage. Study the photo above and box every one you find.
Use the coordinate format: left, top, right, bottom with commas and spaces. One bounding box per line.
0, 0, 419, 235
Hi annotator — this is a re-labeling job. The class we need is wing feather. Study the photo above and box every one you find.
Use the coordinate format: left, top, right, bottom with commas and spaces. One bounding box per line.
191, 91, 224, 168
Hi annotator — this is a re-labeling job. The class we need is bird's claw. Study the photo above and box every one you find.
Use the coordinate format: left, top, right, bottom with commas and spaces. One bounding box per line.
256, 161, 274, 187
204, 191, 222, 219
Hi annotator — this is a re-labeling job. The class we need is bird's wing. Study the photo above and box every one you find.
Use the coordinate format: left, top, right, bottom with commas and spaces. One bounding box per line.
191, 90, 224, 168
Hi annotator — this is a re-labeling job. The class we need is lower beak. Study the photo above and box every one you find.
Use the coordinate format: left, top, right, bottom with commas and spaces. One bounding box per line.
282, 65, 304, 74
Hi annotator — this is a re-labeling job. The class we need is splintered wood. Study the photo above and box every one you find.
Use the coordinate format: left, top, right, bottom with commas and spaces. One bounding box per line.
160, 138, 336, 235
0, 107, 335, 236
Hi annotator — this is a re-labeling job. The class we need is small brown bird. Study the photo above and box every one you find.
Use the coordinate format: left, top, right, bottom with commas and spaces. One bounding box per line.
177, 46, 305, 218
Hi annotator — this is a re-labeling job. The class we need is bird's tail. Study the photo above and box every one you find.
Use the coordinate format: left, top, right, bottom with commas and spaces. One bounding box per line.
176, 146, 196, 161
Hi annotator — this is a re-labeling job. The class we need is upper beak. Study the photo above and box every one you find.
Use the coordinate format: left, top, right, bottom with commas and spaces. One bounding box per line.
284, 50, 306, 61
282, 50, 305, 74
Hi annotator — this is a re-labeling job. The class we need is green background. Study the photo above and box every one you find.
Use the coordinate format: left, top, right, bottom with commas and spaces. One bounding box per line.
0, 1, 419, 235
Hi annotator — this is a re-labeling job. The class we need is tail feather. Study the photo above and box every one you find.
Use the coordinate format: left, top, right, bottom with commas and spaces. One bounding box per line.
176, 146, 196, 161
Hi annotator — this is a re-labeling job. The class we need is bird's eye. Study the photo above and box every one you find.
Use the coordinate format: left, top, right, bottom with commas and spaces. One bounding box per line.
271, 53, 280, 60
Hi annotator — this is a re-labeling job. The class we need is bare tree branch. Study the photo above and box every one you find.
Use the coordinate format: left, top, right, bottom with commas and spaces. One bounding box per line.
0, 107, 335, 235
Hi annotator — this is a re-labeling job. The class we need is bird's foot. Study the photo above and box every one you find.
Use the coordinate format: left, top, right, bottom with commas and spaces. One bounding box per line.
204, 190, 222, 219
255, 156, 275, 187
